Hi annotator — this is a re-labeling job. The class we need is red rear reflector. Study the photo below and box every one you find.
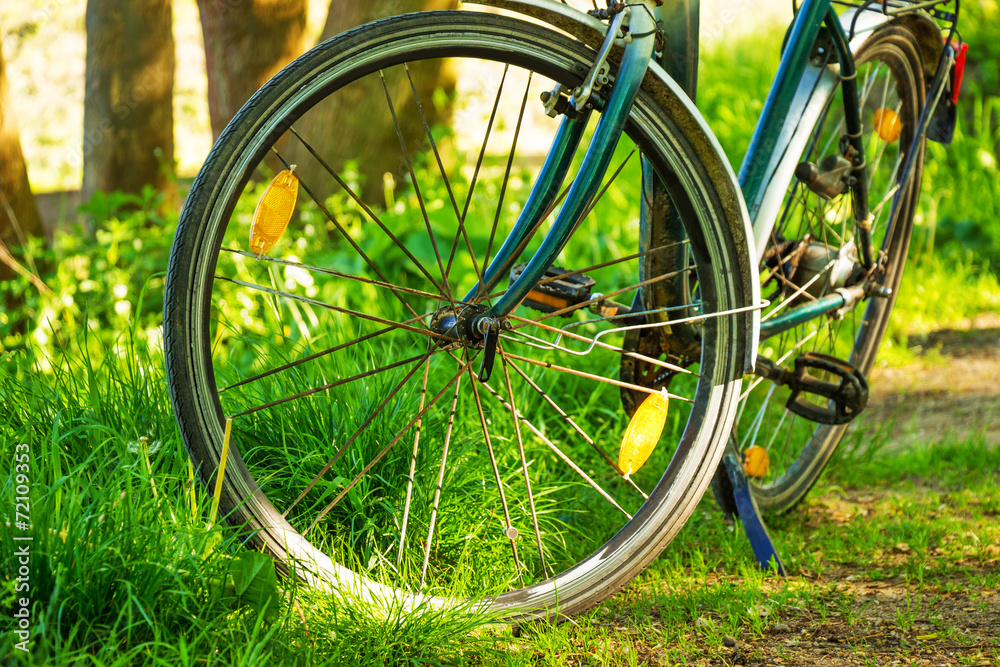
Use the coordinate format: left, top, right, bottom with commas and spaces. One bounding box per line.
952, 41, 968, 105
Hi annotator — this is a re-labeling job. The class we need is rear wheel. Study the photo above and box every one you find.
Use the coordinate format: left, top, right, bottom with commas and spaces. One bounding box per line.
164, 11, 751, 619
739, 26, 926, 513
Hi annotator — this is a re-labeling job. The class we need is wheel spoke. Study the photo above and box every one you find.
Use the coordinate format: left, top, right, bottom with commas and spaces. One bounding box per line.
283, 347, 438, 517
794, 188, 843, 245
302, 358, 474, 536
506, 358, 648, 500
744, 382, 778, 450
444, 64, 509, 282
404, 62, 493, 296
859, 61, 882, 108
578, 145, 639, 221
404, 63, 464, 232
221, 248, 445, 302
419, 371, 463, 589
220, 314, 427, 394
537, 241, 689, 289
379, 70, 455, 304
760, 260, 835, 322
503, 350, 694, 404
214, 275, 448, 343
762, 405, 791, 459
396, 354, 433, 570
872, 175, 902, 231
471, 143, 641, 305
867, 105, 902, 206
760, 238, 810, 289
479, 352, 633, 521
276, 139, 449, 303
467, 367, 527, 587
232, 349, 437, 419
482, 73, 534, 275
775, 409, 802, 482
497, 345, 549, 578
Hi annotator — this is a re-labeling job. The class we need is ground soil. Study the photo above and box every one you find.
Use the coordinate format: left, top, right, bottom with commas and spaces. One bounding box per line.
716, 321, 1000, 666
601, 488, 1000, 666
855, 314, 1000, 452
566, 543, 999, 667
664, 563, 1000, 667
707, 496, 999, 667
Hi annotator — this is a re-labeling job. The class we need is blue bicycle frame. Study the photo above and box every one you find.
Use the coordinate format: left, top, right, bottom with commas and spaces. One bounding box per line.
461, 0, 954, 346
463, 1, 660, 320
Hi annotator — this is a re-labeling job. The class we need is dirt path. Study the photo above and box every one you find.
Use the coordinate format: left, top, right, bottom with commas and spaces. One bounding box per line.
854, 315, 1000, 451
642, 323, 1000, 666
682, 487, 1000, 666
729, 321, 1000, 666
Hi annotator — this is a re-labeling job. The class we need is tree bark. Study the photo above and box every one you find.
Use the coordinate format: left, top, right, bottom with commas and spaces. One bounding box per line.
196, 0, 307, 140
0, 39, 44, 281
82, 0, 175, 203
287, 0, 458, 206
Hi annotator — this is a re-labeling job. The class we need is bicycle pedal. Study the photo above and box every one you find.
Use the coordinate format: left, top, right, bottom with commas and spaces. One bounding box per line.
510, 263, 595, 317
784, 352, 868, 425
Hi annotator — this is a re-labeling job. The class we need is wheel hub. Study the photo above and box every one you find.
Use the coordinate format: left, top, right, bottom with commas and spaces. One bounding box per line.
428, 303, 488, 348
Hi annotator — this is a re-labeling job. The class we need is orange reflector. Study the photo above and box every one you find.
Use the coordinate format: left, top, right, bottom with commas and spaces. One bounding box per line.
742, 445, 770, 478
618, 390, 668, 479
249, 166, 299, 257
525, 289, 570, 311
873, 108, 902, 143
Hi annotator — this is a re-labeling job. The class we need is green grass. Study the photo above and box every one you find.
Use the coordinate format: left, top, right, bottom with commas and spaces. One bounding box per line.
5, 248, 998, 667
0, 332, 510, 666
9, 350, 993, 667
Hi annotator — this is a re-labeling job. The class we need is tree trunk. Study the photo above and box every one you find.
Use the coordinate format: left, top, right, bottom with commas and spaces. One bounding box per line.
82, 0, 175, 203
288, 0, 458, 207
196, 0, 307, 140
0, 39, 44, 282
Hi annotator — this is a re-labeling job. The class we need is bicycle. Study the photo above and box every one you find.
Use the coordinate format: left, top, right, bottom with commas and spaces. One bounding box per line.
163, 0, 963, 620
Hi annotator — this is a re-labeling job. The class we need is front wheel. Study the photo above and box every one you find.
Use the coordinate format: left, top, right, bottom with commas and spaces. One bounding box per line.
164, 10, 752, 620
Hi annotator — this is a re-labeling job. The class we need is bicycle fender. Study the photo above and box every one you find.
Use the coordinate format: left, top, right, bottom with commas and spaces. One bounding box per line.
464, 0, 609, 49
463, 0, 760, 373
749, 8, 943, 262
844, 8, 944, 79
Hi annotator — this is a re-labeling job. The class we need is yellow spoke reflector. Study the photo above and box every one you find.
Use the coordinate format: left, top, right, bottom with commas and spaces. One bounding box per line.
249, 166, 299, 257
742, 445, 770, 478
873, 108, 902, 143
618, 390, 668, 480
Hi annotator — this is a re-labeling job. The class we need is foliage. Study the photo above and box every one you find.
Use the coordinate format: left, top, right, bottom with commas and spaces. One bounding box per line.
915, 96, 1000, 270
1, 186, 173, 356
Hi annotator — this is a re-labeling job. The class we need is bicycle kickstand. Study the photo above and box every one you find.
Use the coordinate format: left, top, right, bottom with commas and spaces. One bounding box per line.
711, 438, 787, 576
